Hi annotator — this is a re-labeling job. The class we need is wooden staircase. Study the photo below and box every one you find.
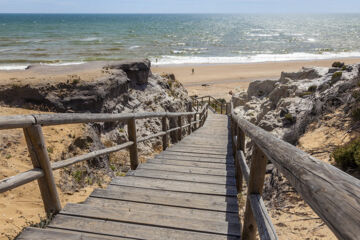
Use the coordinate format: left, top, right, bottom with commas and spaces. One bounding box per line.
18, 113, 241, 239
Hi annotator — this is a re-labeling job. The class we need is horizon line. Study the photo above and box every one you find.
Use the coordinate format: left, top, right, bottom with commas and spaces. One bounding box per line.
1, 12, 360, 14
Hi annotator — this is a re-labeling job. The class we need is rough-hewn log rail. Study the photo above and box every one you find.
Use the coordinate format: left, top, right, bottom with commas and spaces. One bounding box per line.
0, 103, 209, 216
231, 104, 360, 240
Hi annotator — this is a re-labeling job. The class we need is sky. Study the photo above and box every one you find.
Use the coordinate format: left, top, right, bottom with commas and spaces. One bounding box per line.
0, 0, 360, 14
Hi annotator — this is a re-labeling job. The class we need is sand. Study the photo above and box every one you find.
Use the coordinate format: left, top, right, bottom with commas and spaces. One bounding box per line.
152, 58, 360, 100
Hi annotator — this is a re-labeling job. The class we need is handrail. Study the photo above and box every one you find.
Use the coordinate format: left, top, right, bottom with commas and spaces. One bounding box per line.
191, 95, 227, 115
230, 104, 360, 240
0, 103, 209, 216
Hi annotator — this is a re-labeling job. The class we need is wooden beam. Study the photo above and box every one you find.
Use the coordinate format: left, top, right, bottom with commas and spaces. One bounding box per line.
187, 103, 192, 135
127, 118, 138, 170
0, 169, 44, 193
24, 125, 61, 215
162, 117, 169, 150
242, 145, 268, 240
249, 194, 278, 240
235, 127, 243, 193
177, 116, 182, 141
232, 113, 360, 240
52, 142, 134, 170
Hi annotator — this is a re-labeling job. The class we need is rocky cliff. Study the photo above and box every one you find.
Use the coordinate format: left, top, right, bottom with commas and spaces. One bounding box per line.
232, 62, 360, 205
0, 60, 191, 189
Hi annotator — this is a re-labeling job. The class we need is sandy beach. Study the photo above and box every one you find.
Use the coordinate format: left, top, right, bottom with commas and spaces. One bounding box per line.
152, 58, 360, 99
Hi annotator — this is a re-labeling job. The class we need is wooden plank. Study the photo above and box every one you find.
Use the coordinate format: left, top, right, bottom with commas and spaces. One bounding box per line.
127, 118, 138, 170
139, 162, 235, 176
177, 116, 182, 141
128, 168, 236, 185
242, 145, 268, 240
0, 115, 35, 130
165, 149, 230, 156
0, 168, 43, 193
60, 203, 241, 236
24, 125, 61, 214
49, 215, 240, 240
52, 142, 133, 170
17, 227, 128, 240
94, 187, 239, 212
162, 116, 168, 150
147, 158, 234, 170
155, 154, 233, 164
110, 176, 238, 196
85, 197, 240, 222
249, 194, 278, 240
232, 113, 360, 240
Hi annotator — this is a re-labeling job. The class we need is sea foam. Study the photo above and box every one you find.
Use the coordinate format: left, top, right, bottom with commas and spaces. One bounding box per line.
153, 52, 360, 65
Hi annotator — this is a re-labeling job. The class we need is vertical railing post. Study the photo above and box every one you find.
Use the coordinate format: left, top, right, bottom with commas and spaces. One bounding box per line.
177, 116, 182, 141
242, 144, 268, 240
193, 113, 198, 131
236, 126, 244, 193
23, 125, 61, 215
162, 116, 168, 150
221, 104, 223, 114
208, 96, 211, 105
127, 118, 139, 170
187, 103, 192, 135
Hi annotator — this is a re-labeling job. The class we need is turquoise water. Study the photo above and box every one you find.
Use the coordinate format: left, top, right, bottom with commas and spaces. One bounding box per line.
1, 14, 360, 69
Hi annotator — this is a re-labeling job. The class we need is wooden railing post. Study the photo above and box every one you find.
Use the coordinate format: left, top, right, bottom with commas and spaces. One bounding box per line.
127, 118, 139, 170
221, 104, 223, 114
23, 125, 61, 215
235, 126, 245, 193
242, 144, 268, 240
162, 116, 168, 150
193, 113, 198, 131
208, 96, 211, 105
177, 116, 182, 141
187, 103, 192, 135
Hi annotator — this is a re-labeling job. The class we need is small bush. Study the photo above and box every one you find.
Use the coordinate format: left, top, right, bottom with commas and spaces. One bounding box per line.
299, 91, 313, 97
332, 61, 345, 68
331, 71, 342, 85
352, 108, 360, 121
47, 146, 54, 154
332, 138, 360, 169
352, 91, 360, 101
307, 85, 317, 92
284, 113, 295, 123
72, 78, 80, 85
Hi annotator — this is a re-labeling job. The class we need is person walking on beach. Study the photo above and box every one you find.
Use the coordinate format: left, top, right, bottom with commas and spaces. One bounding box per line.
192, 68, 195, 74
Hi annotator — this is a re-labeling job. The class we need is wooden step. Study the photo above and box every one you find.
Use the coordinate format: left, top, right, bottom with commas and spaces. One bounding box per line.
139, 162, 236, 176
60, 203, 241, 236
146, 158, 236, 170
93, 187, 239, 212
110, 176, 238, 196
128, 168, 236, 185
85, 197, 240, 222
16, 227, 128, 240
48, 215, 240, 240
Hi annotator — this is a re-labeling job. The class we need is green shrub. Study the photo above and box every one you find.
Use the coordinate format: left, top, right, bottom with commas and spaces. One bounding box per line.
47, 146, 54, 154
332, 138, 360, 169
299, 91, 313, 97
284, 113, 295, 123
332, 61, 345, 68
331, 71, 342, 85
352, 91, 360, 101
307, 85, 317, 92
352, 108, 360, 121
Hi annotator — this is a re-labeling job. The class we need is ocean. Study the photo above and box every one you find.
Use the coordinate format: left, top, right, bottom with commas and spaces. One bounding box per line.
0, 13, 360, 70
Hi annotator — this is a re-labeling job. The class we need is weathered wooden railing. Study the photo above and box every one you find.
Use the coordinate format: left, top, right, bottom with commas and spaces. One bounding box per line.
191, 95, 227, 114
0, 103, 209, 215
230, 102, 360, 240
